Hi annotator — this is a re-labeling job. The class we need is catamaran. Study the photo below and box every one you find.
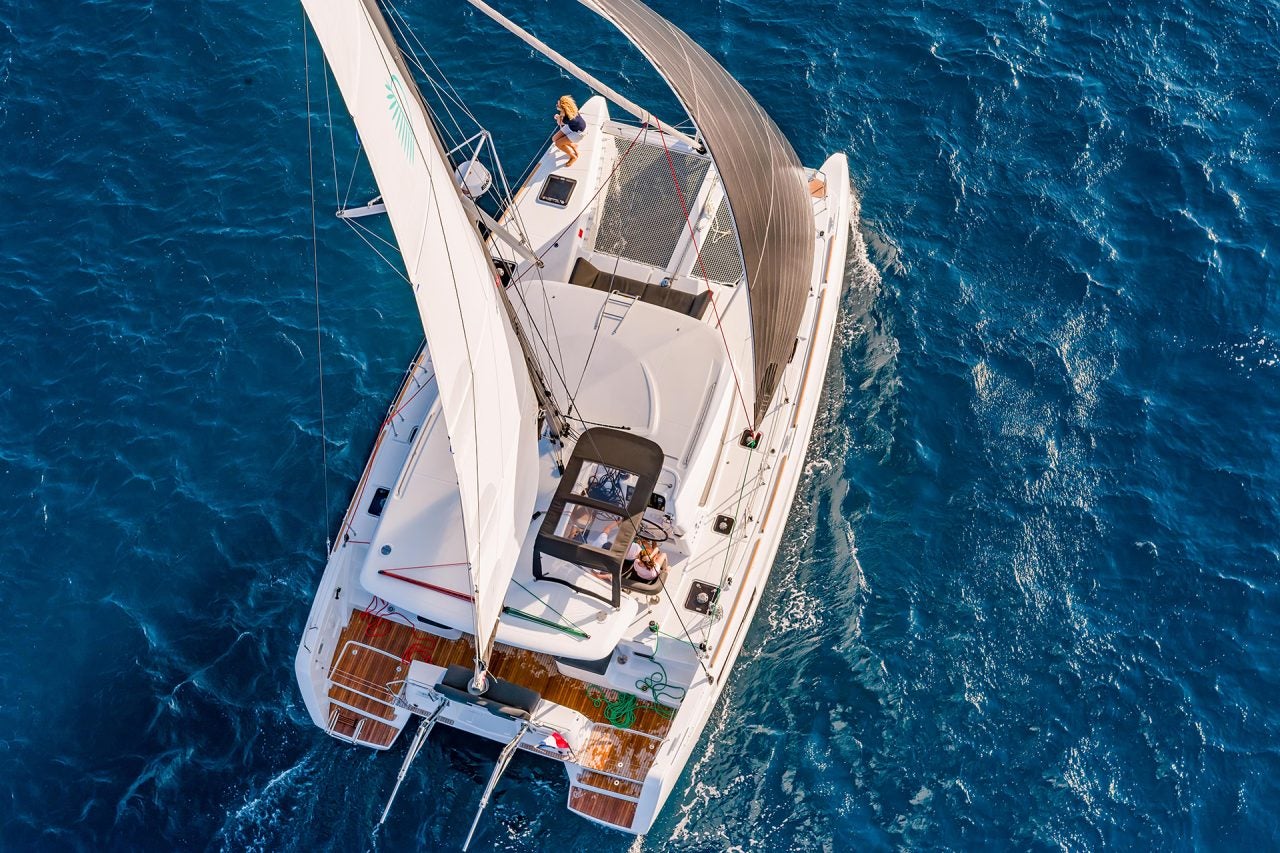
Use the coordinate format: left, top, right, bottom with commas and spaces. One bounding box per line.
294, 0, 856, 842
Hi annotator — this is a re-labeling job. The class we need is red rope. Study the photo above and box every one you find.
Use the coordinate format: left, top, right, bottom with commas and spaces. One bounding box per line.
383, 371, 436, 428
378, 569, 473, 602
656, 130, 753, 426
399, 639, 430, 668
358, 597, 392, 638
383, 609, 415, 629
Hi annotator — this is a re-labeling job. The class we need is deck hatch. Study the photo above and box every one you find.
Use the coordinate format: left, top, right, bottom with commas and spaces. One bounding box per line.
538, 173, 577, 207
367, 487, 391, 517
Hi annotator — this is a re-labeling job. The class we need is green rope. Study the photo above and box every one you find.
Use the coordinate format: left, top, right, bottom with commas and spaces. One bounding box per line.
586, 686, 639, 729
509, 579, 588, 638
635, 665, 684, 712
651, 627, 699, 650
585, 682, 677, 729
640, 632, 686, 709
502, 606, 589, 639
584, 633, 687, 729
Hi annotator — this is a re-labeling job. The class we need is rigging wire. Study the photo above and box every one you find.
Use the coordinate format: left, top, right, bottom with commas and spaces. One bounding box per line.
507, 130, 556, 203
341, 141, 365, 210
302, 13, 332, 552
486, 131, 573, 401
384, 0, 482, 128
310, 6, 817, 715
351, 4, 665, 439
322, 55, 340, 208
656, 129, 753, 427
393, 40, 470, 152
342, 213, 405, 258
382, 4, 580, 440
656, 574, 716, 684
340, 218, 414, 286
702, 449, 759, 648
568, 242, 631, 406
511, 578, 580, 633
504, 123, 652, 432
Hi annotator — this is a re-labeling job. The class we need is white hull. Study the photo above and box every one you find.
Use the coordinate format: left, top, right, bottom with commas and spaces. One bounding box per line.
295, 100, 857, 835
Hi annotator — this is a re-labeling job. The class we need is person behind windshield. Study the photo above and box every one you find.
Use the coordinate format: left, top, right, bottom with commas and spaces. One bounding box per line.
588, 519, 666, 581
589, 516, 620, 550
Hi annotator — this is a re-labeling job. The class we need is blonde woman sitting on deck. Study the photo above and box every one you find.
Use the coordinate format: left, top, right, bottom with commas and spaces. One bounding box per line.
553, 95, 587, 166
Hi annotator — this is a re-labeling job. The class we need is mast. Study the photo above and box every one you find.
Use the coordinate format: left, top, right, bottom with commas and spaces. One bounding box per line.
494, 278, 572, 451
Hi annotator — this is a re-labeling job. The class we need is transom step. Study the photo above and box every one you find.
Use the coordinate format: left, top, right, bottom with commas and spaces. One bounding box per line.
576, 768, 642, 799
576, 723, 661, 782
568, 785, 638, 829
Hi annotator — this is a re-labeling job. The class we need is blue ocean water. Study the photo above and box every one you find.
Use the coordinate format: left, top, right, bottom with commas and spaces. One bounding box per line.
1, 0, 1277, 849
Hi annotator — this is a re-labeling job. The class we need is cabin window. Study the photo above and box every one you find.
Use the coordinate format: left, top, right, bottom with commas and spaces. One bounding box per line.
367, 487, 391, 517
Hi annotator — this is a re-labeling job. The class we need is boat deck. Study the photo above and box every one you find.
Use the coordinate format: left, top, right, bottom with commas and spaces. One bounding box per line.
325, 609, 673, 743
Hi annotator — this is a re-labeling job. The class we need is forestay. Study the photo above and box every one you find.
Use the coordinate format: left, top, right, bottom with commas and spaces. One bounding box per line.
578, 0, 816, 428
303, 0, 539, 674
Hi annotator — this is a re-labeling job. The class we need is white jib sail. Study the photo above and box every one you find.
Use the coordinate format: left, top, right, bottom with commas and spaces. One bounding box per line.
303, 0, 539, 679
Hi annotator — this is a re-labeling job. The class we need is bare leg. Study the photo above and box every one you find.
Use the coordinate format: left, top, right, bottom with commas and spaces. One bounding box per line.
553, 131, 575, 165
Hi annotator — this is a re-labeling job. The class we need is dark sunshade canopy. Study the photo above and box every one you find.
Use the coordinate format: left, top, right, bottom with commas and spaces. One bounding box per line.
534, 428, 664, 607
579, 0, 816, 427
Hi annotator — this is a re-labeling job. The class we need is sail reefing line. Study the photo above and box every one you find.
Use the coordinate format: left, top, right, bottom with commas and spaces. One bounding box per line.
302, 0, 544, 692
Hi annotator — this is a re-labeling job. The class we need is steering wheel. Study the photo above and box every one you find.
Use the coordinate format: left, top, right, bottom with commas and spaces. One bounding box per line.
638, 517, 670, 542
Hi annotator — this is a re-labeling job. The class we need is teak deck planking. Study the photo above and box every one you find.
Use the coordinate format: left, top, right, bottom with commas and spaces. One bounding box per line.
577, 725, 662, 782
327, 703, 398, 748
577, 769, 643, 798
327, 610, 673, 735
568, 786, 638, 828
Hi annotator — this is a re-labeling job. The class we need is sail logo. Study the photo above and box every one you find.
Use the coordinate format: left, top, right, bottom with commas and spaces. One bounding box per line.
386, 75, 414, 163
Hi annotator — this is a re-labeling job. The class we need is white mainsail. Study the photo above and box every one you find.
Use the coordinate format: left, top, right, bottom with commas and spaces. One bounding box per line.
303, 0, 540, 682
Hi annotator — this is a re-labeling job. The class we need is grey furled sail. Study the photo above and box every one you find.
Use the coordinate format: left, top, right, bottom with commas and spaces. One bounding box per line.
578, 0, 816, 429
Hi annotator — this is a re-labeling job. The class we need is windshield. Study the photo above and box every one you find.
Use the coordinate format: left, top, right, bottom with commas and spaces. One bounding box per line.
569, 462, 639, 509
553, 503, 625, 549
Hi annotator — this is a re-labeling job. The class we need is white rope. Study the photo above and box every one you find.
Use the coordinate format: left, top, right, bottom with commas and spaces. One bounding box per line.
302, 13, 333, 552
